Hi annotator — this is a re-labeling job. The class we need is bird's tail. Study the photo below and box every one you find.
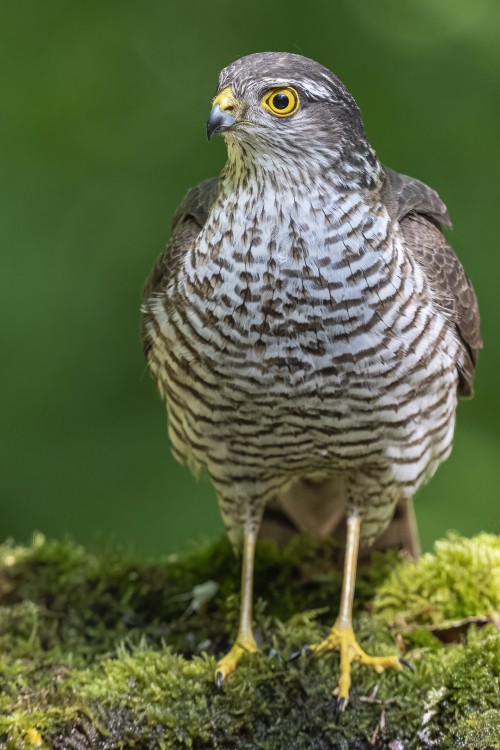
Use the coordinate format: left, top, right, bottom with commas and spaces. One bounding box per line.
259, 476, 420, 560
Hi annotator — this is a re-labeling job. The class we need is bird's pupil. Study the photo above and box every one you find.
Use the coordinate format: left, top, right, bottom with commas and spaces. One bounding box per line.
273, 93, 290, 110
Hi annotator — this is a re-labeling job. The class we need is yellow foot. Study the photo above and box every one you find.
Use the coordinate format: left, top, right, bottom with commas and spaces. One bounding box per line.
215, 637, 258, 687
307, 625, 403, 710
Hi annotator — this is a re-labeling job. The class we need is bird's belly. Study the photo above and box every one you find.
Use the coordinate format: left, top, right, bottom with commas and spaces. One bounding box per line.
150, 223, 460, 494
152, 284, 458, 497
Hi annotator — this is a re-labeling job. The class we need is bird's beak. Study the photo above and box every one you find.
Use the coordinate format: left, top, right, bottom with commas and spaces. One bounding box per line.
206, 104, 236, 140
206, 87, 238, 141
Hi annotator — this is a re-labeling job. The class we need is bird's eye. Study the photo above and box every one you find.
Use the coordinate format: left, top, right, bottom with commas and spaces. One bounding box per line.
262, 87, 300, 117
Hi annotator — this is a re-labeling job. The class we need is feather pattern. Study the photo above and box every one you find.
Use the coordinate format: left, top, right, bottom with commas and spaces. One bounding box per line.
141, 52, 481, 550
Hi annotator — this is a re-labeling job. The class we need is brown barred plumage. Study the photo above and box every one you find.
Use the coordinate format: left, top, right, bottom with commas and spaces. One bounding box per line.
141, 52, 481, 705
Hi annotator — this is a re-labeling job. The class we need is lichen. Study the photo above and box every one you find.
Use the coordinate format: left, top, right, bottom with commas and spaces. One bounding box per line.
0, 532, 498, 749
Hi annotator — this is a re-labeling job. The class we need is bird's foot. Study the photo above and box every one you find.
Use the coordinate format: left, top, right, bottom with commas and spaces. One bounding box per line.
215, 636, 258, 686
307, 624, 402, 710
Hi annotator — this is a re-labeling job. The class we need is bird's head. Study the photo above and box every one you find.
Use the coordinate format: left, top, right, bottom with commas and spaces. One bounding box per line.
206, 52, 372, 173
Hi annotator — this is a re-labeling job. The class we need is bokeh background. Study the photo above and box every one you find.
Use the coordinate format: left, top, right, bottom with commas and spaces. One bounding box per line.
1, 0, 499, 555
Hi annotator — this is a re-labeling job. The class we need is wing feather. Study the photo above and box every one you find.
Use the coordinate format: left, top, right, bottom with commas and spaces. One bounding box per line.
382, 166, 482, 397
141, 177, 219, 357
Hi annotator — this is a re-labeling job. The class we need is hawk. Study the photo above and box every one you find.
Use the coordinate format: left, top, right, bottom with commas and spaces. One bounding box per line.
141, 52, 481, 708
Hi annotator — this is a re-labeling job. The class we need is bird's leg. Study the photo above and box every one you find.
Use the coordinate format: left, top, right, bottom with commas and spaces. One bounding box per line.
307, 513, 402, 709
215, 526, 258, 685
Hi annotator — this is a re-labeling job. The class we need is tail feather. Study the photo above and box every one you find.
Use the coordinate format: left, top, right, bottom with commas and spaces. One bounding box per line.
259, 477, 420, 559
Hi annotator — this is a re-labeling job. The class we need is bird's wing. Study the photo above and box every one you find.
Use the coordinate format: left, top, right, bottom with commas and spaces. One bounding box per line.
381, 165, 452, 228
141, 177, 219, 357
382, 166, 482, 398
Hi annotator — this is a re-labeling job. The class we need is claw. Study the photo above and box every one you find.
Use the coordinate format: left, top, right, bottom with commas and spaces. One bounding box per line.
399, 658, 414, 673
336, 696, 347, 715
269, 648, 285, 664
288, 649, 303, 663
307, 624, 403, 706
214, 638, 258, 685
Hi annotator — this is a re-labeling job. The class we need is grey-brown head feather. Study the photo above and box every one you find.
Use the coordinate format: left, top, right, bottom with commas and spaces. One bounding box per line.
216, 52, 373, 167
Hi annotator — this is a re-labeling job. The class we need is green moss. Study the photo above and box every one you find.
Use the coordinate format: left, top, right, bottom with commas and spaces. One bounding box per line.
0, 533, 498, 749
372, 532, 500, 628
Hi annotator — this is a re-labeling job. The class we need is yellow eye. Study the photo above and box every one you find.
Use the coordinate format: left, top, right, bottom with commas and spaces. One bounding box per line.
262, 87, 300, 117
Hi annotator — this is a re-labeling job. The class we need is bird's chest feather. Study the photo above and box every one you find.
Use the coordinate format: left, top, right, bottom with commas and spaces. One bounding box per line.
153, 179, 458, 483
174, 181, 422, 393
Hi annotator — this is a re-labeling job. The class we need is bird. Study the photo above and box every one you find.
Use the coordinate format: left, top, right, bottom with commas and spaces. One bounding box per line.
141, 51, 481, 708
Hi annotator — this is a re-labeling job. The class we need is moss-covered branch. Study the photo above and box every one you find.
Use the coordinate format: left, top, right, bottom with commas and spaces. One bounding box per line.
0, 533, 498, 749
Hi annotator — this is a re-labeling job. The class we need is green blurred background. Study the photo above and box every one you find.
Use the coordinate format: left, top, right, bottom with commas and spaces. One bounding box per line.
1, 0, 498, 555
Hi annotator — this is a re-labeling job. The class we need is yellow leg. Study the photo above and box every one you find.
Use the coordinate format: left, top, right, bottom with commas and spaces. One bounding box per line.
215, 527, 258, 686
308, 514, 402, 710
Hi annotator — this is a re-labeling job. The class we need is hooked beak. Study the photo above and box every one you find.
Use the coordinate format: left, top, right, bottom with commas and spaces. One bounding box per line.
206, 87, 239, 140
206, 103, 237, 140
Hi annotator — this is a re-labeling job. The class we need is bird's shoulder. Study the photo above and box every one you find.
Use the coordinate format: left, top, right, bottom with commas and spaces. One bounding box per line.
143, 177, 219, 297
381, 165, 482, 397
141, 177, 219, 356
381, 165, 451, 229
171, 176, 220, 232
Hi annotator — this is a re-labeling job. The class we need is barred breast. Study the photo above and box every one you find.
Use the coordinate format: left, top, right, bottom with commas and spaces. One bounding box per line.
144, 163, 460, 544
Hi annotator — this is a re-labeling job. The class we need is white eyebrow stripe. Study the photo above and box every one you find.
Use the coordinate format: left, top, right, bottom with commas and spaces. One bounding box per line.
253, 77, 335, 101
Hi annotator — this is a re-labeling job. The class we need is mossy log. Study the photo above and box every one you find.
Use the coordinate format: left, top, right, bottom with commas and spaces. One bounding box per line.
0, 532, 498, 750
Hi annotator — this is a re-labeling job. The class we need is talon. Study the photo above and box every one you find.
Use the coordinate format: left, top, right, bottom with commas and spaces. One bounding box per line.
269, 648, 285, 664
399, 657, 414, 673
288, 649, 303, 662
307, 624, 403, 706
215, 638, 258, 684
336, 696, 347, 715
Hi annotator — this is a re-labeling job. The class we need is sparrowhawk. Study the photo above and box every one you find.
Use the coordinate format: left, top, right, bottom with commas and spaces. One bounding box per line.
141, 52, 481, 708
